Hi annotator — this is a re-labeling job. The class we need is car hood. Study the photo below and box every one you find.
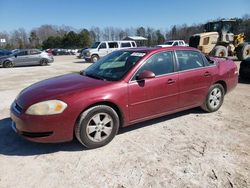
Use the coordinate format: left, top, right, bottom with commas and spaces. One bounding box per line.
16, 73, 110, 108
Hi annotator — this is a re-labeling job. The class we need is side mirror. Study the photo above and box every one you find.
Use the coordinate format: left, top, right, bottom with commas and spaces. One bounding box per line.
137, 70, 155, 81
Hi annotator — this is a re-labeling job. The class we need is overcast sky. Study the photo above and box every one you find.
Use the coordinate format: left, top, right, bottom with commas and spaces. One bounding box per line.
0, 0, 249, 32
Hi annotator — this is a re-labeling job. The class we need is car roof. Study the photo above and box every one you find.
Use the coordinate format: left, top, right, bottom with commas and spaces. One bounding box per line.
123, 46, 199, 54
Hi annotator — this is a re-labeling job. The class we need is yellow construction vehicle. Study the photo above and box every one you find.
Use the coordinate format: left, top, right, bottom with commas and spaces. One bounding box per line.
189, 20, 250, 60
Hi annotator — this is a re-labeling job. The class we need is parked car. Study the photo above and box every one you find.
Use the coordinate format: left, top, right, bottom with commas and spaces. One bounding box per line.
0, 49, 12, 57
83, 40, 137, 62
157, 40, 188, 48
239, 57, 250, 79
0, 49, 54, 68
10, 46, 238, 148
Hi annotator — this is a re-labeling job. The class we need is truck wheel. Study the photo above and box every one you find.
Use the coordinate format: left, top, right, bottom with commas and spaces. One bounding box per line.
75, 105, 119, 148
236, 43, 250, 61
213, 45, 228, 57
201, 84, 225, 113
3, 61, 14, 68
91, 55, 99, 63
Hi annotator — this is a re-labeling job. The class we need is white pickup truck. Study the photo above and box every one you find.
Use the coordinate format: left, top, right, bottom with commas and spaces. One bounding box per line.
157, 40, 188, 47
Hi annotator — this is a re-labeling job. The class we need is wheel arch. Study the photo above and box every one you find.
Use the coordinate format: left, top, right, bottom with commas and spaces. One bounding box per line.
214, 80, 227, 94
75, 101, 124, 131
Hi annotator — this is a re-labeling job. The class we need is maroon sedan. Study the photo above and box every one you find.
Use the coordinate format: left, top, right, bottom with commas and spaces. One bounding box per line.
10, 47, 238, 148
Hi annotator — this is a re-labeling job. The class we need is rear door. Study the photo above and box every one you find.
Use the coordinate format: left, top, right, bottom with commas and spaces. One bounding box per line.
128, 51, 179, 122
29, 49, 42, 65
176, 50, 214, 108
108, 42, 118, 53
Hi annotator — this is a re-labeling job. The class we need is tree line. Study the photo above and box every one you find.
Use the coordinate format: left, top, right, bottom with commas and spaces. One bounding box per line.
0, 14, 249, 50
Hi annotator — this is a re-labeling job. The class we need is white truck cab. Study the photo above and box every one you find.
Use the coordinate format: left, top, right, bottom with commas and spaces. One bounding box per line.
157, 40, 188, 48
82, 40, 137, 63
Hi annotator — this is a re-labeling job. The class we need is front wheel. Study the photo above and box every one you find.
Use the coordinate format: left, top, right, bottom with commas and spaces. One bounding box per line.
75, 105, 119, 148
3, 61, 14, 68
201, 84, 225, 112
91, 55, 99, 63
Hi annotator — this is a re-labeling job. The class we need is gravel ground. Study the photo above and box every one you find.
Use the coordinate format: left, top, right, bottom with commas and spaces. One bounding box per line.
0, 55, 249, 188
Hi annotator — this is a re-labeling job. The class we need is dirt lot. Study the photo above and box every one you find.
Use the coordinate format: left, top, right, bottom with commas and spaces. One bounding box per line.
0, 55, 249, 188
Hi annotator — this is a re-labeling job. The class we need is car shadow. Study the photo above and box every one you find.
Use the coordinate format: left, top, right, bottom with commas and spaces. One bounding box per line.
0, 118, 85, 156
0, 107, 204, 156
72, 61, 90, 64
118, 107, 204, 134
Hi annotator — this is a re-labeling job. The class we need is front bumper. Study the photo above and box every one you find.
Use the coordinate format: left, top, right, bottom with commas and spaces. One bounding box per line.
10, 102, 74, 143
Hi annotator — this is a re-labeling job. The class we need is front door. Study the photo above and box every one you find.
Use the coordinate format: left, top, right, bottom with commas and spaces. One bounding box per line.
128, 51, 179, 122
98, 42, 109, 58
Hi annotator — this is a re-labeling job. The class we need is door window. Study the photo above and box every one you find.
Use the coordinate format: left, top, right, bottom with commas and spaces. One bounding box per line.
133, 51, 174, 80
30, 49, 41, 55
99, 43, 107, 49
16, 51, 28, 56
176, 50, 204, 71
108, 42, 118, 48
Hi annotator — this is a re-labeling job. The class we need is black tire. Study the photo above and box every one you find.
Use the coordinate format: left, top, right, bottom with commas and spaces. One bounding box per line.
40, 59, 48, 66
201, 84, 225, 113
3, 61, 14, 68
75, 105, 119, 148
236, 43, 250, 61
91, 55, 99, 63
213, 45, 228, 58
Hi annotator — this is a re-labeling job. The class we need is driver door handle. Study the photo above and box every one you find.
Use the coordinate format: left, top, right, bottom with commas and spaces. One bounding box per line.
167, 79, 176, 84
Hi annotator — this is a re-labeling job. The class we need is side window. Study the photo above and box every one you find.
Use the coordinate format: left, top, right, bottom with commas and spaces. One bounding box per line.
173, 42, 178, 46
132, 42, 136, 47
176, 50, 204, 71
30, 49, 41, 55
133, 51, 174, 80
99, 43, 107, 49
121, 42, 131, 48
203, 37, 209, 45
108, 42, 118, 48
17, 51, 28, 56
180, 41, 184, 45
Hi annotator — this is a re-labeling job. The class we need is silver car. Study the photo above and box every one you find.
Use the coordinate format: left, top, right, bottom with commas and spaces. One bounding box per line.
0, 49, 54, 68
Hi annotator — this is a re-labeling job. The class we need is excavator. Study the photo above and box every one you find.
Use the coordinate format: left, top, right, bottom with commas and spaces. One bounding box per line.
189, 19, 250, 60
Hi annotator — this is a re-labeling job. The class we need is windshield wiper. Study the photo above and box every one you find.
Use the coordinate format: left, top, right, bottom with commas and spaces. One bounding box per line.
85, 73, 106, 81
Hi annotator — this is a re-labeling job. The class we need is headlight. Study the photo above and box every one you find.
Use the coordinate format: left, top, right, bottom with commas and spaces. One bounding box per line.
26, 100, 67, 115
85, 51, 90, 56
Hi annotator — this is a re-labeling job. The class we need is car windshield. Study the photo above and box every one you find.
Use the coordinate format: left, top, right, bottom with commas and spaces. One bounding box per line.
164, 41, 174, 45
83, 51, 146, 81
91, 42, 101, 49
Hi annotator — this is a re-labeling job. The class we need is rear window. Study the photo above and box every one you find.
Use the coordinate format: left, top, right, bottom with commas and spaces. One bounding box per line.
121, 42, 131, 48
30, 49, 41, 55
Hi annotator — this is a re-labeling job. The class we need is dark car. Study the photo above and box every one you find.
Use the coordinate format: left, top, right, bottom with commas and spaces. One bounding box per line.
0, 49, 54, 68
0, 49, 11, 57
240, 57, 250, 79
10, 47, 238, 148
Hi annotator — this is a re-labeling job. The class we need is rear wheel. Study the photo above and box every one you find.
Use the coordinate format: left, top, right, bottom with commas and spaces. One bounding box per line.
40, 59, 48, 66
75, 105, 119, 148
3, 61, 14, 68
91, 55, 99, 63
236, 43, 250, 61
213, 45, 228, 58
201, 84, 225, 112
